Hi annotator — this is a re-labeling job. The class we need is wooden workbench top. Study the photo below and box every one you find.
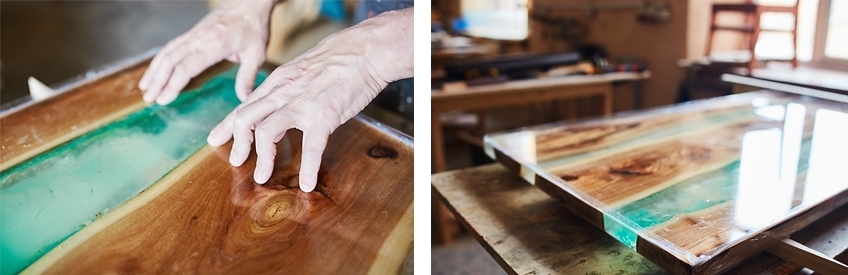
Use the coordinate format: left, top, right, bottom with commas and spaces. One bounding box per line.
432, 163, 848, 275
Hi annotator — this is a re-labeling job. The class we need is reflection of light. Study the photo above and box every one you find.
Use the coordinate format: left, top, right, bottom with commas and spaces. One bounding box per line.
779, 104, 806, 185
803, 108, 848, 203
754, 104, 786, 121
518, 131, 537, 164
734, 103, 805, 229
495, 131, 537, 164
751, 97, 771, 107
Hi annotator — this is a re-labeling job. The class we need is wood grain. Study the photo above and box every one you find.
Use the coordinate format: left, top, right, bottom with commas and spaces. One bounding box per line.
0, 64, 146, 171
0, 60, 231, 172
26, 116, 413, 274
549, 119, 779, 208
431, 164, 848, 275
432, 164, 667, 275
484, 91, 848, 274
530, 98, 754, 161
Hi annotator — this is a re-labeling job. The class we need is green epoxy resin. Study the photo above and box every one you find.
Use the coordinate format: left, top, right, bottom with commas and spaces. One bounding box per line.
602, 138, 812, 251
0, 68, 266, 275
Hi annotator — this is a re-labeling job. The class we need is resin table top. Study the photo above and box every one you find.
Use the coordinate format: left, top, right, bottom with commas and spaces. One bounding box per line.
483, 91, 848, 274
432, 163, 848, 275
0, 61, 413, 274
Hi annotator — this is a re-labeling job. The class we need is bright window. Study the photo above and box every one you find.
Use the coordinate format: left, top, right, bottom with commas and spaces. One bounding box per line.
460, 0, 529, 40
823, 0, 848, 60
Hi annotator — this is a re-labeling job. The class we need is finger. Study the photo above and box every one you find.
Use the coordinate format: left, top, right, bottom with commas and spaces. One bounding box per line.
155, 51, 218, 105
299, 129, 329, 192
141, 45, 197, 103
206, 90, 265, 147
208, 67, 294, 147
240, 64, 297, 105
234, 49, 265, 102
208, 112, 235, 146
229, 93, 285, 167
253, 111, 292, 184
140, 34, 192, 91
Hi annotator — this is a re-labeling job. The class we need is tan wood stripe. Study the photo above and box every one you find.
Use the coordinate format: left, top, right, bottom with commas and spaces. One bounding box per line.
26, 117, 413, 274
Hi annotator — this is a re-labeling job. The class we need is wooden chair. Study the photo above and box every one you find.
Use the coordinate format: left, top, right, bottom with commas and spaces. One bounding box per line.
705, 0, 799, 71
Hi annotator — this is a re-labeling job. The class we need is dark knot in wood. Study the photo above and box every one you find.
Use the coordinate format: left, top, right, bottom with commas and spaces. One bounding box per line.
367, 146, 398, 159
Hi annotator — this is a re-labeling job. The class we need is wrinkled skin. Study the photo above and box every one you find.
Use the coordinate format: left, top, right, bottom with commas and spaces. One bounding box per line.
140, 0, 413, 192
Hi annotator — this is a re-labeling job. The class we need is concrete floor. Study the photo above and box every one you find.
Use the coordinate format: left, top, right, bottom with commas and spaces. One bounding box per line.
0, 0, 208, 105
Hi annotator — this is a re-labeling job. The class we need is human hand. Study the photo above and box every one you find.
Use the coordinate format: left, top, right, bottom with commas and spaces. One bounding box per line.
206, 8, 413, 192
139, 0, 276, 105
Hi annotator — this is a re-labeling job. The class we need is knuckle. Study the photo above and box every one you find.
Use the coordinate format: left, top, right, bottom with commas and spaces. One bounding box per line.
302, 143, 325, 156
233, 109, 250, 125
255, 124, 273, 139
173, 64, 186, 76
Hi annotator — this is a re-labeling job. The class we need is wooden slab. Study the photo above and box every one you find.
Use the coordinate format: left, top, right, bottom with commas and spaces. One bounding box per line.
483, 91, 848, 274
432, 163, 848, 275
1, 68, 267, 274
432, 164, 666, 275
25, 116, 413, 274
1, 59, 413, 274
0, 61, 230, 172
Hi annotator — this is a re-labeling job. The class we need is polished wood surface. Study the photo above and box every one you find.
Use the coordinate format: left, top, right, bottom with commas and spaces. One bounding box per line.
431, 73, 645, 243
484, 91, 848, 274
0, 65, 146, 171
0, 61, 229, 171
432, 163, 848, 275
27, 117, 413, 274
433, 164, 666, 275
3, 59, 413, 274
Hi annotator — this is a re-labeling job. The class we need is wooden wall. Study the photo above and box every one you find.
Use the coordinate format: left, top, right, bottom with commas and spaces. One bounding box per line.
434, 0, 760, 110
527, 0, 689, 110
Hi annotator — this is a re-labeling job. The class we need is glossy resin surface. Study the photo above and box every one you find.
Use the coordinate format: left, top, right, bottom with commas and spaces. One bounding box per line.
484, 91, 848, 274
0, 69, 266, 274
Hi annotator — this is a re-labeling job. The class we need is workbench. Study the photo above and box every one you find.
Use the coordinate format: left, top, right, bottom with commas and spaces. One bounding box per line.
431, 71, 650, 173
431, 72, 649, 244
434, 85, 848, 274
0, 59, 413, 274
432, 164, 848, 274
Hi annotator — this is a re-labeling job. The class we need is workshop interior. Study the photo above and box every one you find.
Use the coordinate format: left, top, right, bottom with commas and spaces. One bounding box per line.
431, 0, 847, 274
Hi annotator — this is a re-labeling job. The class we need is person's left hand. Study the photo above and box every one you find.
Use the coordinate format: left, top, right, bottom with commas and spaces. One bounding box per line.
206, 8, 413, 192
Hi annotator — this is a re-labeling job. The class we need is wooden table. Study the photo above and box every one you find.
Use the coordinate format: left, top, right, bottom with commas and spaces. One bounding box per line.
430, 72, 649, 244
430, 71, 650, 173
432, 164, 848, 274
1, 59, 413, 274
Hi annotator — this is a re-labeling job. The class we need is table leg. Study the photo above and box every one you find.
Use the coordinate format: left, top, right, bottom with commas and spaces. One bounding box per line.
602, 85, 613, 116
431, 110, 454, 244
432, 111, 446, 173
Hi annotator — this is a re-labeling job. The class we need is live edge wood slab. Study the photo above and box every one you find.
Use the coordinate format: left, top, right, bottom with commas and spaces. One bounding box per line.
483, 92, 848, 274
1, 60, 413, 274
432, 164, 848, 275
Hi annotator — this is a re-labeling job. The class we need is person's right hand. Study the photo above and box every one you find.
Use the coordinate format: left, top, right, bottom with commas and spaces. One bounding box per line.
139, 0, 276, 105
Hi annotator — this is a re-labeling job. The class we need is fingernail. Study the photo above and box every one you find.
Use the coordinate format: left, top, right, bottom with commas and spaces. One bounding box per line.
254, 169, 267, 184
300, 181, 315, 193
207, 129, 220, 146
229, 151, 242, 166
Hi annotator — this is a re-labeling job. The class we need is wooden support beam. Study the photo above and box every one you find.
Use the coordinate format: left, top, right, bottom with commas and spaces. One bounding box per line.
768, 238, 848, 275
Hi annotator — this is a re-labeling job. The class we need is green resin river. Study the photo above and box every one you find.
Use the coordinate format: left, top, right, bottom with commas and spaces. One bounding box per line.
0, 68, 267, 275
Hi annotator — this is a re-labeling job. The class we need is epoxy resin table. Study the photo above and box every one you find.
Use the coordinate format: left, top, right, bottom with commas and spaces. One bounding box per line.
0, 61, 413, 274
484, 91, 848, 274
